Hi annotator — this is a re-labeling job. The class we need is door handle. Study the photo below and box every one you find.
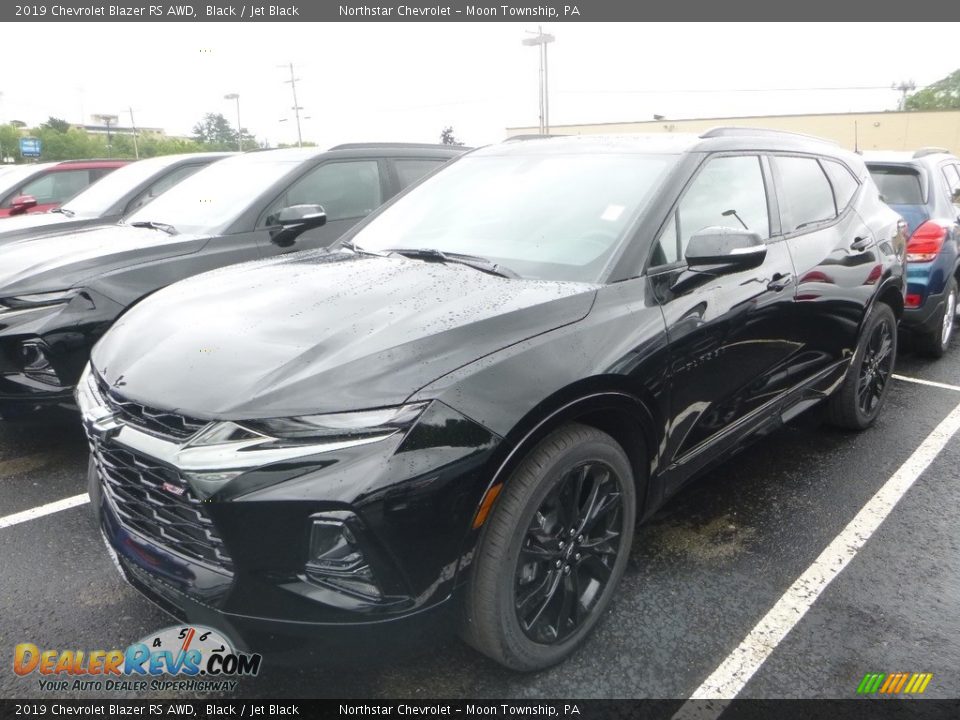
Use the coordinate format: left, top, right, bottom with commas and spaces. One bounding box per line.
850, 236, 872, 252
767, 273, 794, 292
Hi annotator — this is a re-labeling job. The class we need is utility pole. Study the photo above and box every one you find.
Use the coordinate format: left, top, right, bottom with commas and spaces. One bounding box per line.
892, 80, 916, 111
280, 63, 304, 147
522, 27, 555, 135
128, 107, 140, 159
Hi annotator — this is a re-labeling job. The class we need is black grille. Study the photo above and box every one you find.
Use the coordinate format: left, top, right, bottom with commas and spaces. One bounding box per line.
91, 437, 234, 574
97, 376, 207, 440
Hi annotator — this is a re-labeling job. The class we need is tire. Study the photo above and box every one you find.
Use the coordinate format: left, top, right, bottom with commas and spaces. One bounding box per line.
916, 277, 957, 359
826, 302, 897, 430
461, 423, 637, 671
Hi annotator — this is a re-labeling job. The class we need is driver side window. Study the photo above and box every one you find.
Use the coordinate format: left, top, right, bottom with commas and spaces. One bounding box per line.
259, 160, 382, 227
651, 155, 770, 268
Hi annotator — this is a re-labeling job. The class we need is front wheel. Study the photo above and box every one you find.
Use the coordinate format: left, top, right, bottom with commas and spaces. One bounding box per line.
461, 423, 637, 671
826, 302, 897, 430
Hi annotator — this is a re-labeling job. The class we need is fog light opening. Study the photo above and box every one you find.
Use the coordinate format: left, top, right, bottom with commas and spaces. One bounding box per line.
18, 341, 61, 386
305, 519, 382, 600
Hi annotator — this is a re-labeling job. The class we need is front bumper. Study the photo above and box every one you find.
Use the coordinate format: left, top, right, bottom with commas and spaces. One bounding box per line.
82, 374, 501, 648
0, 292, 124, 418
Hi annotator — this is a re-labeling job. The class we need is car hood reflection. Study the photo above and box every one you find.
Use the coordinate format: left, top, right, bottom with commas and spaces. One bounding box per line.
93, 251, 597, 419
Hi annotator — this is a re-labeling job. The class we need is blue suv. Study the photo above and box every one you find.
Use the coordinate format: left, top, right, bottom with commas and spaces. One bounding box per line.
867, 149, 960, 357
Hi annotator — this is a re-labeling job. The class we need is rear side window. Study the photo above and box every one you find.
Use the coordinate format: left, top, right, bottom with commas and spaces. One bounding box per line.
394, 159, 446, 190
868, 166, 924, 205
774, 156, 837, 233
942, 164, 960, 204
822, 160, 859, 212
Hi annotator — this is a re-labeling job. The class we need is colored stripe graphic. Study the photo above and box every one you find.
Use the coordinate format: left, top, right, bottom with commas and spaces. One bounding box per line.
857, 672, 933, 694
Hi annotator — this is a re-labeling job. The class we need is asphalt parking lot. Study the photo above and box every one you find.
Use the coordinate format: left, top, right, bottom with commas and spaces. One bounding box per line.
1, 333, 958, 701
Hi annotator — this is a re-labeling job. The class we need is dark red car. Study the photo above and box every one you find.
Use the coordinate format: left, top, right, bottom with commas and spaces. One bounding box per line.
0, 159, 129, 218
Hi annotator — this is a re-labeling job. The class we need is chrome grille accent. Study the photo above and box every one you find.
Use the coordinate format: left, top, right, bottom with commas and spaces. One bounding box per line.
90, 436, 234, 574
96, 375, 207, 441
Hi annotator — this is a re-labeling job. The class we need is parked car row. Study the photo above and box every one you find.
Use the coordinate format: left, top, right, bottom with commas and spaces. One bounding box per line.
1, 129, 955, 671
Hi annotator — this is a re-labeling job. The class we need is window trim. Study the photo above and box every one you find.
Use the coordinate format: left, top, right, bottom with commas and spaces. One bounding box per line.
643, 151, 775, 275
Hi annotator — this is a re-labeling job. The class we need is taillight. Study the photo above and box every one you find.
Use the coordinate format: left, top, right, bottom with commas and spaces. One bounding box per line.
906, 221, 948, 263
905, 294, 922, 308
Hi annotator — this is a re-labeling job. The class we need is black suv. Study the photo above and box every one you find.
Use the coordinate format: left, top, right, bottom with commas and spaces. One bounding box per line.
81, 129, 905, 670
0, 143, 464, 419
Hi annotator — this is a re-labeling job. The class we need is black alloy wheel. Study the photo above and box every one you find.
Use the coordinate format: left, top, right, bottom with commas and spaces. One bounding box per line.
515, 461, 624, 644
461, 423, 638, 671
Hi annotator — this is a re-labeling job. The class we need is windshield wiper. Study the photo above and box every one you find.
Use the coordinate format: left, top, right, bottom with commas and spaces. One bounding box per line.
339, 239, 387, 257
387, 248, 519, 279
130, 220, 178, 235
52, 207, 75, 217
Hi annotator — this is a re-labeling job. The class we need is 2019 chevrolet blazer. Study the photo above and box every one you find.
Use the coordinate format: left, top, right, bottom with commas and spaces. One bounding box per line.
0, 143, 464, 420
81, 129, 905, 670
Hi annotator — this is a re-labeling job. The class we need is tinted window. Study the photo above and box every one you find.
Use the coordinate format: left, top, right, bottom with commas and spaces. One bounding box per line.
351, 152, 680, 283
262, 160, 381, 225
775, 156, 836, 232
18, 169, 91, 205
653, 155, 769, 266
823, 160, 859, 212
394, 159, 446, 190
868, 166, 924, 205
942, 164, 960, 203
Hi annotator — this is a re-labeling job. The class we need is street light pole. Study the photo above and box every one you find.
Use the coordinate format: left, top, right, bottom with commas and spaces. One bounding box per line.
279, 63, 303, 148
522, 27, 555, 135
224, 93, 242, 151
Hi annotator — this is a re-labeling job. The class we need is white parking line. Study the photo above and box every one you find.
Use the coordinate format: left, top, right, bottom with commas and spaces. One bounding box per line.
0, 493, 89, 530
892, 374, 960, 393
673, 398, 960, 718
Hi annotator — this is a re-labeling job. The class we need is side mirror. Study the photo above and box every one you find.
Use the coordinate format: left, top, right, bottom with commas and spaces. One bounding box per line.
9, 195, 38, 216
685, 226, 767, 271
270, 204, 327, 247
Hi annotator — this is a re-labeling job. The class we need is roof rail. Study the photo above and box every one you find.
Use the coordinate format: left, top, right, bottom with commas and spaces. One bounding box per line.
699, 126, 839, 145
328, 142, 463, 151
57, 158, 129, 164
913, 147, 950, 158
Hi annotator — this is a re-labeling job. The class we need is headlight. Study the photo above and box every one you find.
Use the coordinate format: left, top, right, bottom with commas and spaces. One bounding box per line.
1, 289, 79, 311
228, 403, 428, 447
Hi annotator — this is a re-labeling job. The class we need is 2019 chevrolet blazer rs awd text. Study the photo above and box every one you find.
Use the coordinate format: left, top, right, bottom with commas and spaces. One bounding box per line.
80, 130, 905, 670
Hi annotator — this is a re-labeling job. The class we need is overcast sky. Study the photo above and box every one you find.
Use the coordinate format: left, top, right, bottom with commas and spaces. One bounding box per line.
1, 22, 958, 147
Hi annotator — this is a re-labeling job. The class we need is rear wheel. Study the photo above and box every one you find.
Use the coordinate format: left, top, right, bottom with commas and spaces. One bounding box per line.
917, 277, 957, 358
461, 423, 637, 671
826, 303, 897, 430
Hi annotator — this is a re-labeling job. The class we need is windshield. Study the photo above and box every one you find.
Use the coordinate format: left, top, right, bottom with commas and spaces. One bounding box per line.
62, 156, 193, 217
124, 155, 301, 234
350, 152, 679, 282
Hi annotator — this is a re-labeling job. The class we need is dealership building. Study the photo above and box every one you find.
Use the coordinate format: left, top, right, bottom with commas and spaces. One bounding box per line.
507, 109, 960, 154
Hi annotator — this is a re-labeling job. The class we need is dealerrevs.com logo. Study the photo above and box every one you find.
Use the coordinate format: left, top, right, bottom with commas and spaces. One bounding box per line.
13, 625, 262, 693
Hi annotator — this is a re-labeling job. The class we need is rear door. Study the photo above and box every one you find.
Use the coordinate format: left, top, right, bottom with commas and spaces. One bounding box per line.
649, 153, 800, 475
255, 158, 387, 254
774, 154, 877, 378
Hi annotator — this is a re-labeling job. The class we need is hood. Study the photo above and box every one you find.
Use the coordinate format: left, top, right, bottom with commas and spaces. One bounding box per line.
93, 252, 596, 418
0, 224, 208, 295
0, 212, 107, 246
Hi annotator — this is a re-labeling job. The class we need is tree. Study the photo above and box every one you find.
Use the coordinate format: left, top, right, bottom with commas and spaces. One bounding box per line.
440, 126, 464, 146
42, 116, 72, 133
904, 70, 960, 111
192, 113, 239, 149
